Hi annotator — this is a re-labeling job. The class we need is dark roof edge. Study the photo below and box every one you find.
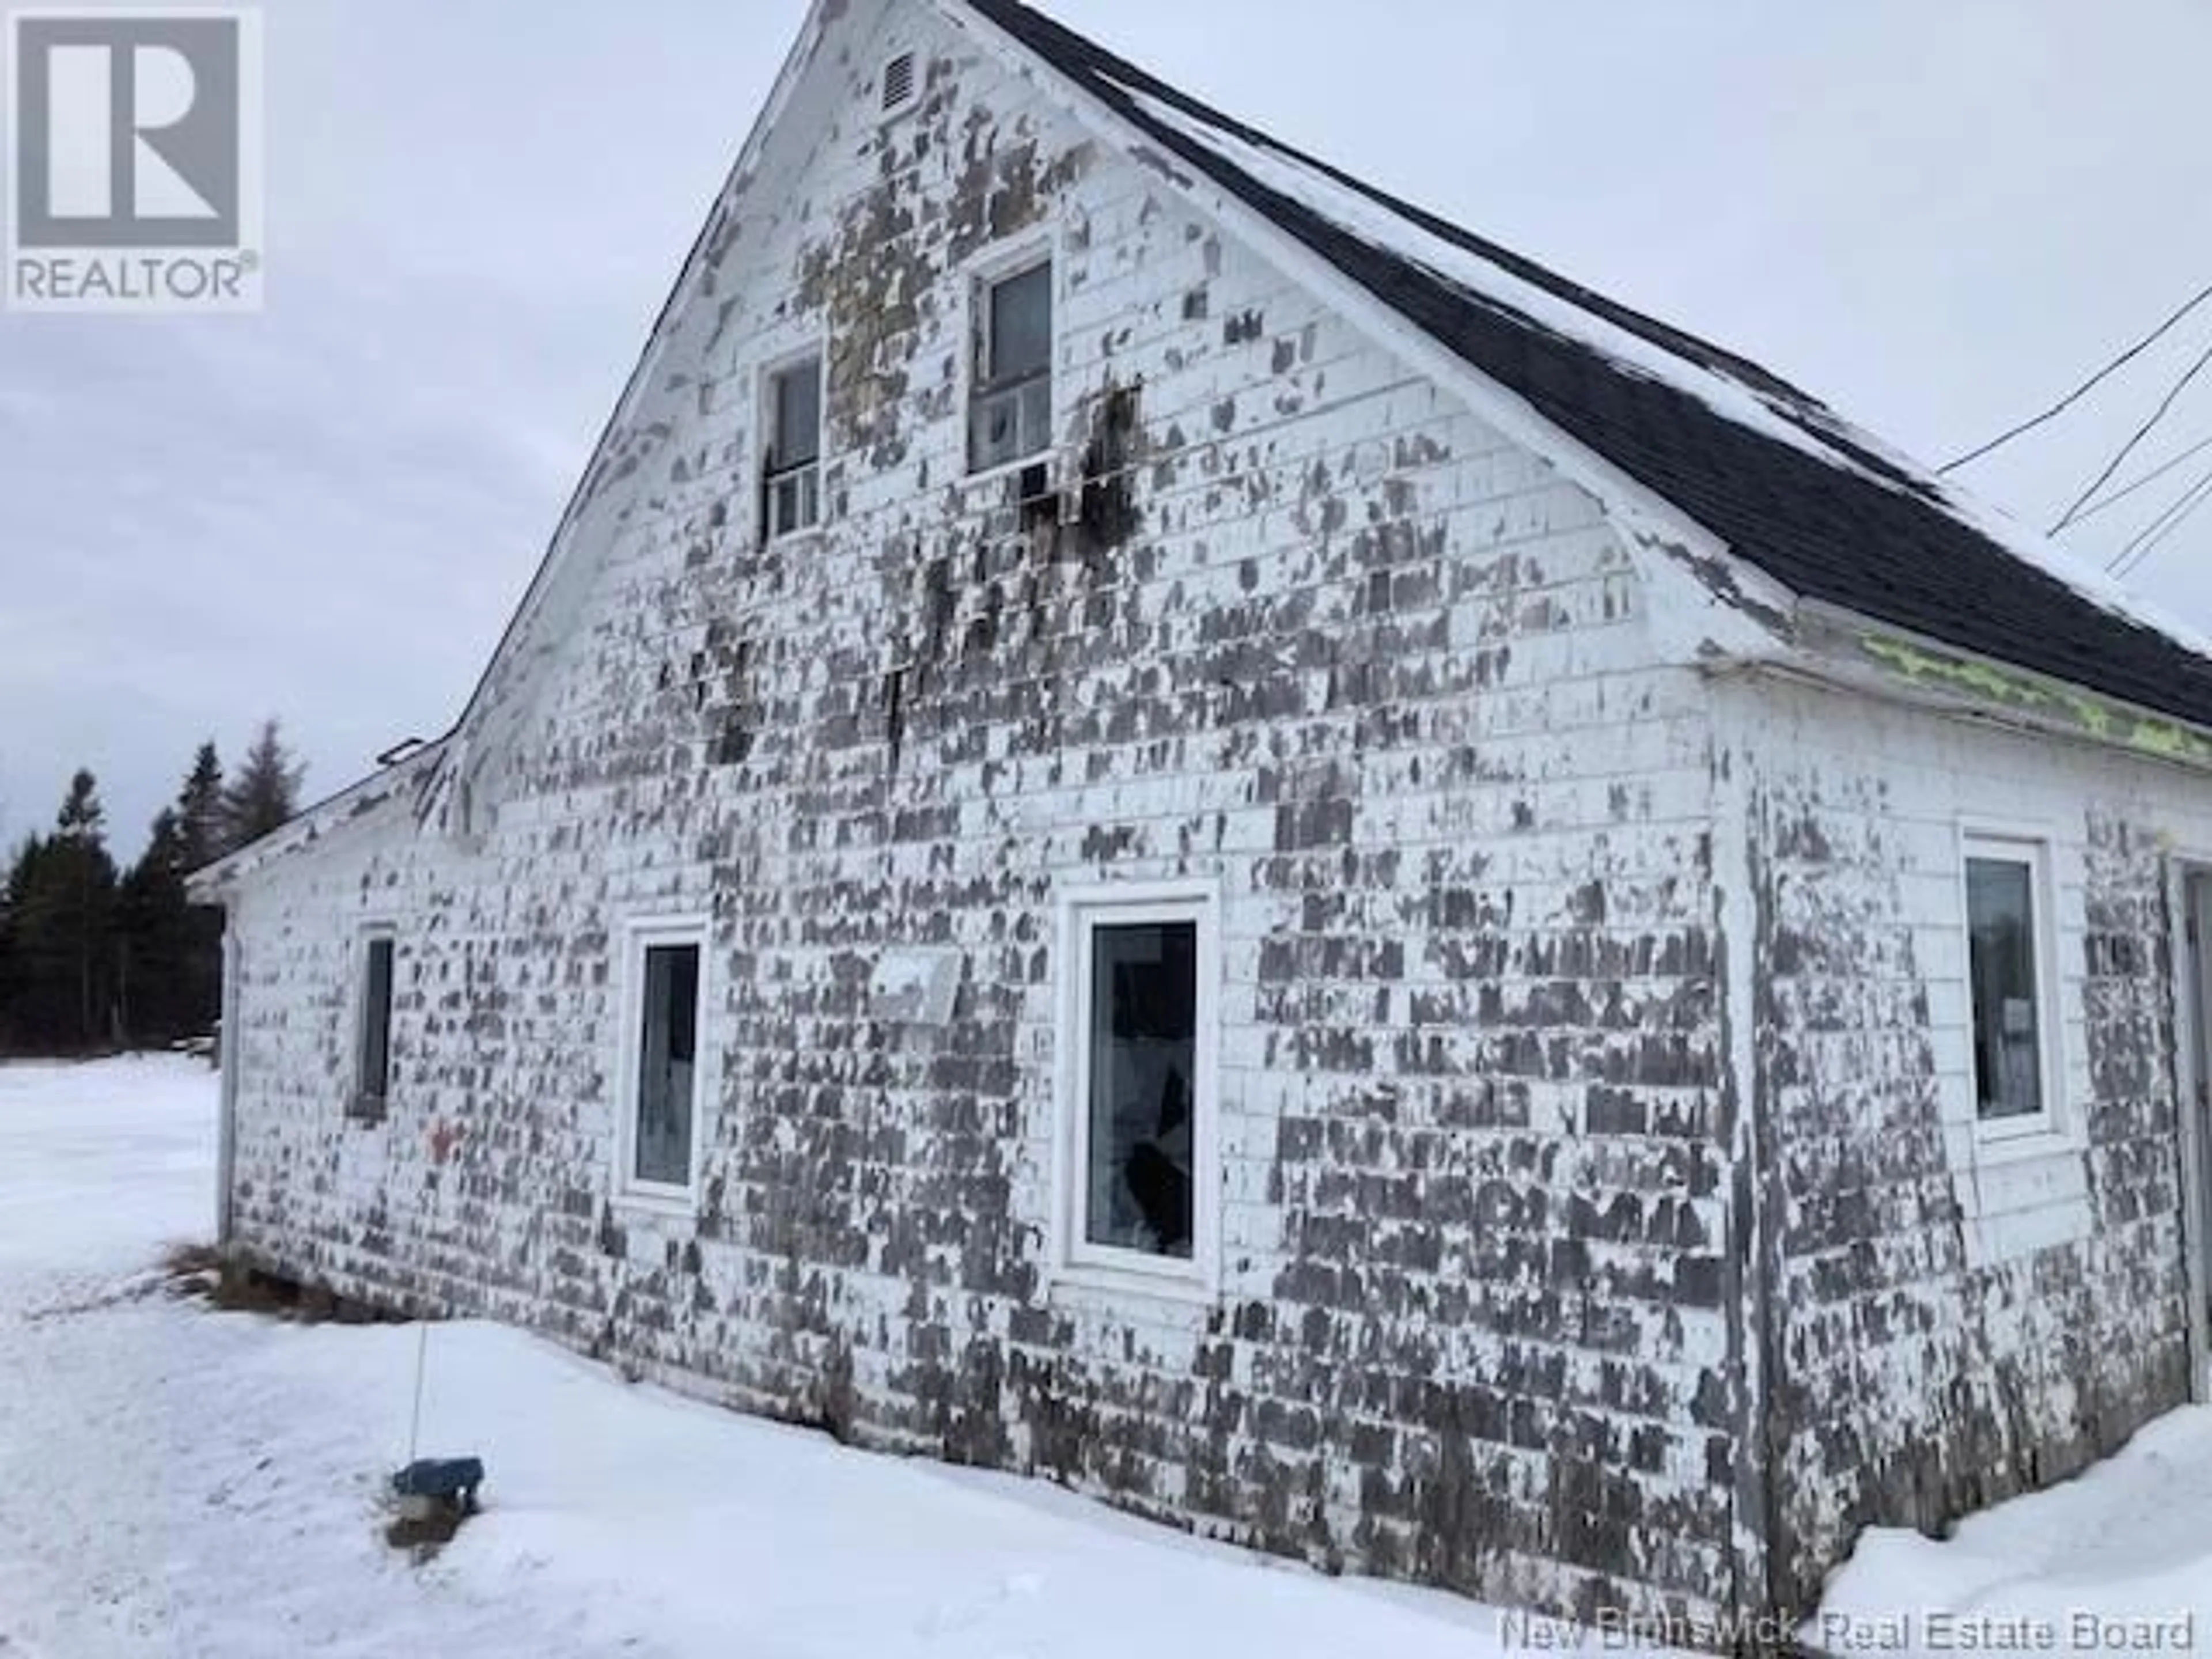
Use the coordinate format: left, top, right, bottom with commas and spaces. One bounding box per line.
184, 739, 450, 903
950, 0, 2212, 738
956, 1, 1828, 412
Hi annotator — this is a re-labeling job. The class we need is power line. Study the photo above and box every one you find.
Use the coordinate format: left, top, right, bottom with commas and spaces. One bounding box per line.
2111, 472, 2212, 578
1940, 278, 2212, 474
2107, 467, 2206, 573
2063, 429, 2212, 527
2109, 461, 2212, 578
2111, 488, 2210, 580
2050, 336, 2212, 533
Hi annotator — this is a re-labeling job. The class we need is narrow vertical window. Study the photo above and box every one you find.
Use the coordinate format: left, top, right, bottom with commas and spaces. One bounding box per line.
763, 353, 822, 539
632, 941, 702, 1189
1061, 889, 1218, 1289
1965, 839, 2054, 1130
970, 260, 1052, 472
353, 933, 395, 1120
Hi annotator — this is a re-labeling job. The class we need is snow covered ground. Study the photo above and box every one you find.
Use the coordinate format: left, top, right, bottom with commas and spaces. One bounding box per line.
2, 1057, 2206, 1657
0, 1057, 1532, 1657
1817, 1415, 2212, 1656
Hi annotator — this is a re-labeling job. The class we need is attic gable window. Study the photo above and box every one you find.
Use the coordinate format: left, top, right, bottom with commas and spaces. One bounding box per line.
763, 353, 823, 540
969, 259, 1052, 473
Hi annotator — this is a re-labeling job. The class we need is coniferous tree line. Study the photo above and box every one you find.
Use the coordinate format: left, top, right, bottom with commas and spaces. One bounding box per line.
0, 721, 305, 1056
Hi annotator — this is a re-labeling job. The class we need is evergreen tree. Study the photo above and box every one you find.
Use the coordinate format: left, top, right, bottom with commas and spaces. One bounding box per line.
177, 741, 225, 872
55, 770, 101, 841
184, 914, 223, 1037
220, 719, 305, 853
5, 772, 120, 1052
165, 742, 228, 1038
119, 807, 195, 1045
0, 834, 33, 1054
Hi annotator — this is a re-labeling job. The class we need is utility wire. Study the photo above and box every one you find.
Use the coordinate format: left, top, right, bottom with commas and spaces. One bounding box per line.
2109, 461, 2212, 578
2065, 429, 2212, 527
1940, 279, 2212, 474
2051, 336, 2212, 533
2109, 468, 2212, 578
2108, 474, 2195, 573
2111, 493, 2208, 581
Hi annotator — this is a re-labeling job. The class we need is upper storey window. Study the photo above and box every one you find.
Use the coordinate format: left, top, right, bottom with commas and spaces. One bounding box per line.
969, 260, 1052, 472
763, 352, 823, 539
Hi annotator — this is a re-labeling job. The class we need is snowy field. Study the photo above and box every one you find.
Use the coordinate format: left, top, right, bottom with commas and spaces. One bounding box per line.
0, 1058, 1526, 1657
0, 1059, 2206, 1657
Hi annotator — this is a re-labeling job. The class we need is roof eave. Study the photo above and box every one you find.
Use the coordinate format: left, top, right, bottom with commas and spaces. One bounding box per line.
184, 738, 452, 906
1717, 600, 2212, 777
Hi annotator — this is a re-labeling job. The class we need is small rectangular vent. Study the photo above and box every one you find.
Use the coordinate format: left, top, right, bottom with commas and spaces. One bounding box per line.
882, 51, 918, 116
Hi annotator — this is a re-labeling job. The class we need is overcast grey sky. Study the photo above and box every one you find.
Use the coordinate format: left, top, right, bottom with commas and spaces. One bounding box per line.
4, 1, 2211, 858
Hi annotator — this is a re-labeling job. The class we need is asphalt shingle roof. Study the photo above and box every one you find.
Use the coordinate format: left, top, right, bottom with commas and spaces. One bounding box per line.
967, 0, 2212, 733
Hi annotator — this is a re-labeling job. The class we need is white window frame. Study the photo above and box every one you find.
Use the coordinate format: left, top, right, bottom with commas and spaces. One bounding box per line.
965, 236, 1058, 480
612, 914, 712, 1211
1052, 880, 1222, 1300
349, 923, 397, 1123
1959, 828, 2066, 1146
760, 343, 825, 543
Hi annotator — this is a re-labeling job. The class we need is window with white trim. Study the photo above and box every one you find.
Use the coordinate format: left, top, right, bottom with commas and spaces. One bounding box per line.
969, 259, 1052, 472
762, 352, 822, 539
619, 923, 707, 1198
1062, 891, 1217, 1282
351, 931, 395, 1121
1964, 836, 2058, 1132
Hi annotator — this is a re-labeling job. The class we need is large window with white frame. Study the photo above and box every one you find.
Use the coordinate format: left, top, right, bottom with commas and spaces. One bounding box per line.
1059, 887, 1218, 1287
762, 351, 823, 540
1964, 834, 2061, 1136
618, 919, 708, 1201
969, 258, 1052, 472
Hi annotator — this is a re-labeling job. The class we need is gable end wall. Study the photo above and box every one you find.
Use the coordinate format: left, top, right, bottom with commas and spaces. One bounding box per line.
220, 1, 1751, 1630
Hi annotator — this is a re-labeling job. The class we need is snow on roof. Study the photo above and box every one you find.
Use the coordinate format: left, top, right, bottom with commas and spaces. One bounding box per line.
1923, 479, 2212, 664
1112, 82, 1896, 486
1096, 66, 2212, 676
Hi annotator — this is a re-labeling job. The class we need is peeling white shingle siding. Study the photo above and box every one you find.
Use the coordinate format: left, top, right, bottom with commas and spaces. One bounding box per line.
220, 2, 1749, 1633
221, 0, 2212, 1637
1722, 672, 2207, 1613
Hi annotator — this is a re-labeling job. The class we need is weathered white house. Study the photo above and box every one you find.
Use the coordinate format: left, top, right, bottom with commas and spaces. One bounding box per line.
191, 0, 2212, 1635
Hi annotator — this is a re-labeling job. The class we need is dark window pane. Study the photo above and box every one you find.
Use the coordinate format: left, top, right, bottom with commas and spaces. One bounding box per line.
1968, 858, 2043, 1120
988, 264, 1052, 385
1085, 921, 1196, 1257
772, 356, 821, 469
358, 937, 394, 1104
635, 943, 701, 1185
